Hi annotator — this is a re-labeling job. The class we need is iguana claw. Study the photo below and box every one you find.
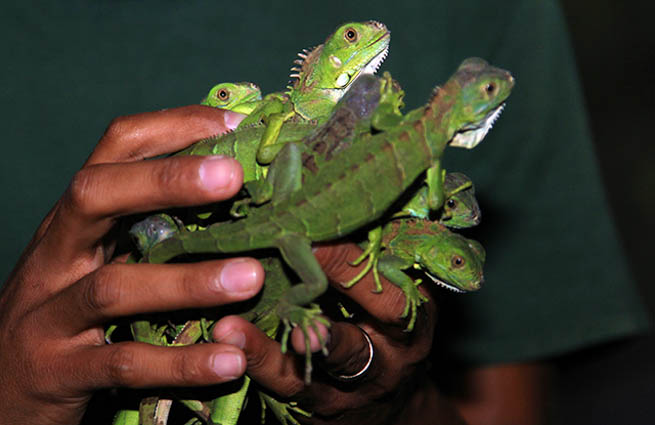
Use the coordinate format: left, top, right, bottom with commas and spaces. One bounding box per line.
276, 301, 331, 384
259, 391, 311, 425
345, 226, 383, 290
400, 278, 429, 332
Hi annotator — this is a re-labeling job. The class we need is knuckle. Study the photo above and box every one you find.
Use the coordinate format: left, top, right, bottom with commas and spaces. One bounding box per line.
102, 114, 151, 161
102, 115, 132, 144
275, 377, 305, 399
246, 351, 305, 398
66, 167, 101, 217
105, 344, 139, 387
169, 350, 203, 384
151, 157, 194, 195
244, 345, 270, 374
177, 264, 211, 302
84, 265, 123, 314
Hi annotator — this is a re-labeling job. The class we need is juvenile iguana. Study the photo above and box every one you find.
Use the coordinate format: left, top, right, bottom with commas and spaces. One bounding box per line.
144, 59, 514, 380
365, 218, 485, 330
236, 20, 390, 164
396, 172, 481, 227
200, 81, 263, 115
173, 71, 402, 221
127, 215, 312, 424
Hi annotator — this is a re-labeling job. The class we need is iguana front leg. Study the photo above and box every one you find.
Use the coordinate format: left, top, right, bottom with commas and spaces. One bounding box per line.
275, 234, 331, 383
257, 108, 297, 163
376, 254, 429, 332
426, 160, 446, 211
426, 161, 474, 213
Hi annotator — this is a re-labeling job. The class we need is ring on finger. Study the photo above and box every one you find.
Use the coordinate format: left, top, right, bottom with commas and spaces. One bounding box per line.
332, 327, 374, 382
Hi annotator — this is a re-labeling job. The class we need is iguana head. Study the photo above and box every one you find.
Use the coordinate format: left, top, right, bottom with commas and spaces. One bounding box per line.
201, 82, 262, 114
429, 57, 514, 150
129, 214, 181, 255
439, 172, 481, 229
417, 229, 485, 293
289, 20, 390, 119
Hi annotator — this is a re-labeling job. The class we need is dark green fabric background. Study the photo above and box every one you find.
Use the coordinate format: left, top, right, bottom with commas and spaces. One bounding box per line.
0, 0, 647, 364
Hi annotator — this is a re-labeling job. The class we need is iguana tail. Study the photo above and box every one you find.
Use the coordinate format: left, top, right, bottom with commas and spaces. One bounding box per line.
145, 215, 280, 264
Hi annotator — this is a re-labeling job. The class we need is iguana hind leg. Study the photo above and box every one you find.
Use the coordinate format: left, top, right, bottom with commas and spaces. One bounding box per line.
259, 391, 311, 425
345, 226, 383, 291
233, 142, 304, 216
257, 109, 296, 164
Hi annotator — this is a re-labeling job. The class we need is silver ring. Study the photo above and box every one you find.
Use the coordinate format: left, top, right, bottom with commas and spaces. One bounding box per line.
333, 328, 374, 382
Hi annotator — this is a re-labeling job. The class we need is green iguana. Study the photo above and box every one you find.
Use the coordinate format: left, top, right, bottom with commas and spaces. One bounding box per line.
200, 82, 263, 114
398, 172, 481, 228
174, 71, 403, 221
129, 213, 183, 255
144, 59, 514, 379
364, 218, 485, 330
127, 215, 312, 424
236, 20, 390, 164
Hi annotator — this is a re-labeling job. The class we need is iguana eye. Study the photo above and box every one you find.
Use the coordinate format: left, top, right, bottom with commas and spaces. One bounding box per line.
446, 199, 457, 209
484, 83, 496, 94
344, 27, 358, 42
452, 255, 465, 268
217, 89, 230, 100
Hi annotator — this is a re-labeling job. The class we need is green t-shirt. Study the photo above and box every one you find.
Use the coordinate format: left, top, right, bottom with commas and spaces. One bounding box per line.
0, 0, 647, 366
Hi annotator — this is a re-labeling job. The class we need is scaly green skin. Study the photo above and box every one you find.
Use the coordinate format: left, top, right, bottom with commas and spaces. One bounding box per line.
145, 59, 514, 363
129, 213, 182, 254
175, 121, 317, 183
347, 172, 482, 325
200, 82, 263, 115
174, 71, 401, 220
374, 219, 485, 329
439, 172, 480, 228
124, 217, 309, 423
236, 20, 390, 163
398, 172, 481, 228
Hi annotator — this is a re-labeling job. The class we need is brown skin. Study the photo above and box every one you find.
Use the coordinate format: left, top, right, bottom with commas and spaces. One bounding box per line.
0, 105, 549, 425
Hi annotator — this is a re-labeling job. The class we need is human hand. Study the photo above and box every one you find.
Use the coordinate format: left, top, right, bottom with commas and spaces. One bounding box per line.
0, 106, 267, 425
213, 242, 439, 425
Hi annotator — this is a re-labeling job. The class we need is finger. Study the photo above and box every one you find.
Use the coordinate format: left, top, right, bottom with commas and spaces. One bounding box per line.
290, 320, 330, 355
42, 155, 243, 263
293, 321, 374, 382
87, 105, 245, 165
212, 316, 308, 398
70, 342, 246, 390
40, 259, 264, 335
313, 242, 427, 329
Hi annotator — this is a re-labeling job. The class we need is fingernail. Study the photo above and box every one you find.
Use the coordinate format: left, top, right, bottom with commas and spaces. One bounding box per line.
211, 352, 243, 379
223, 111, 246, 131
199, 156, 235, 191
216, 330, 246, 349
219, 259, 259, 293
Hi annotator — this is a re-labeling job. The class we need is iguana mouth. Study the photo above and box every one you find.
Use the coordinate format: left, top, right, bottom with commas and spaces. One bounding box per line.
450, 103, 505, 149
425, 272, 466, 293
362, 43, 389, 76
